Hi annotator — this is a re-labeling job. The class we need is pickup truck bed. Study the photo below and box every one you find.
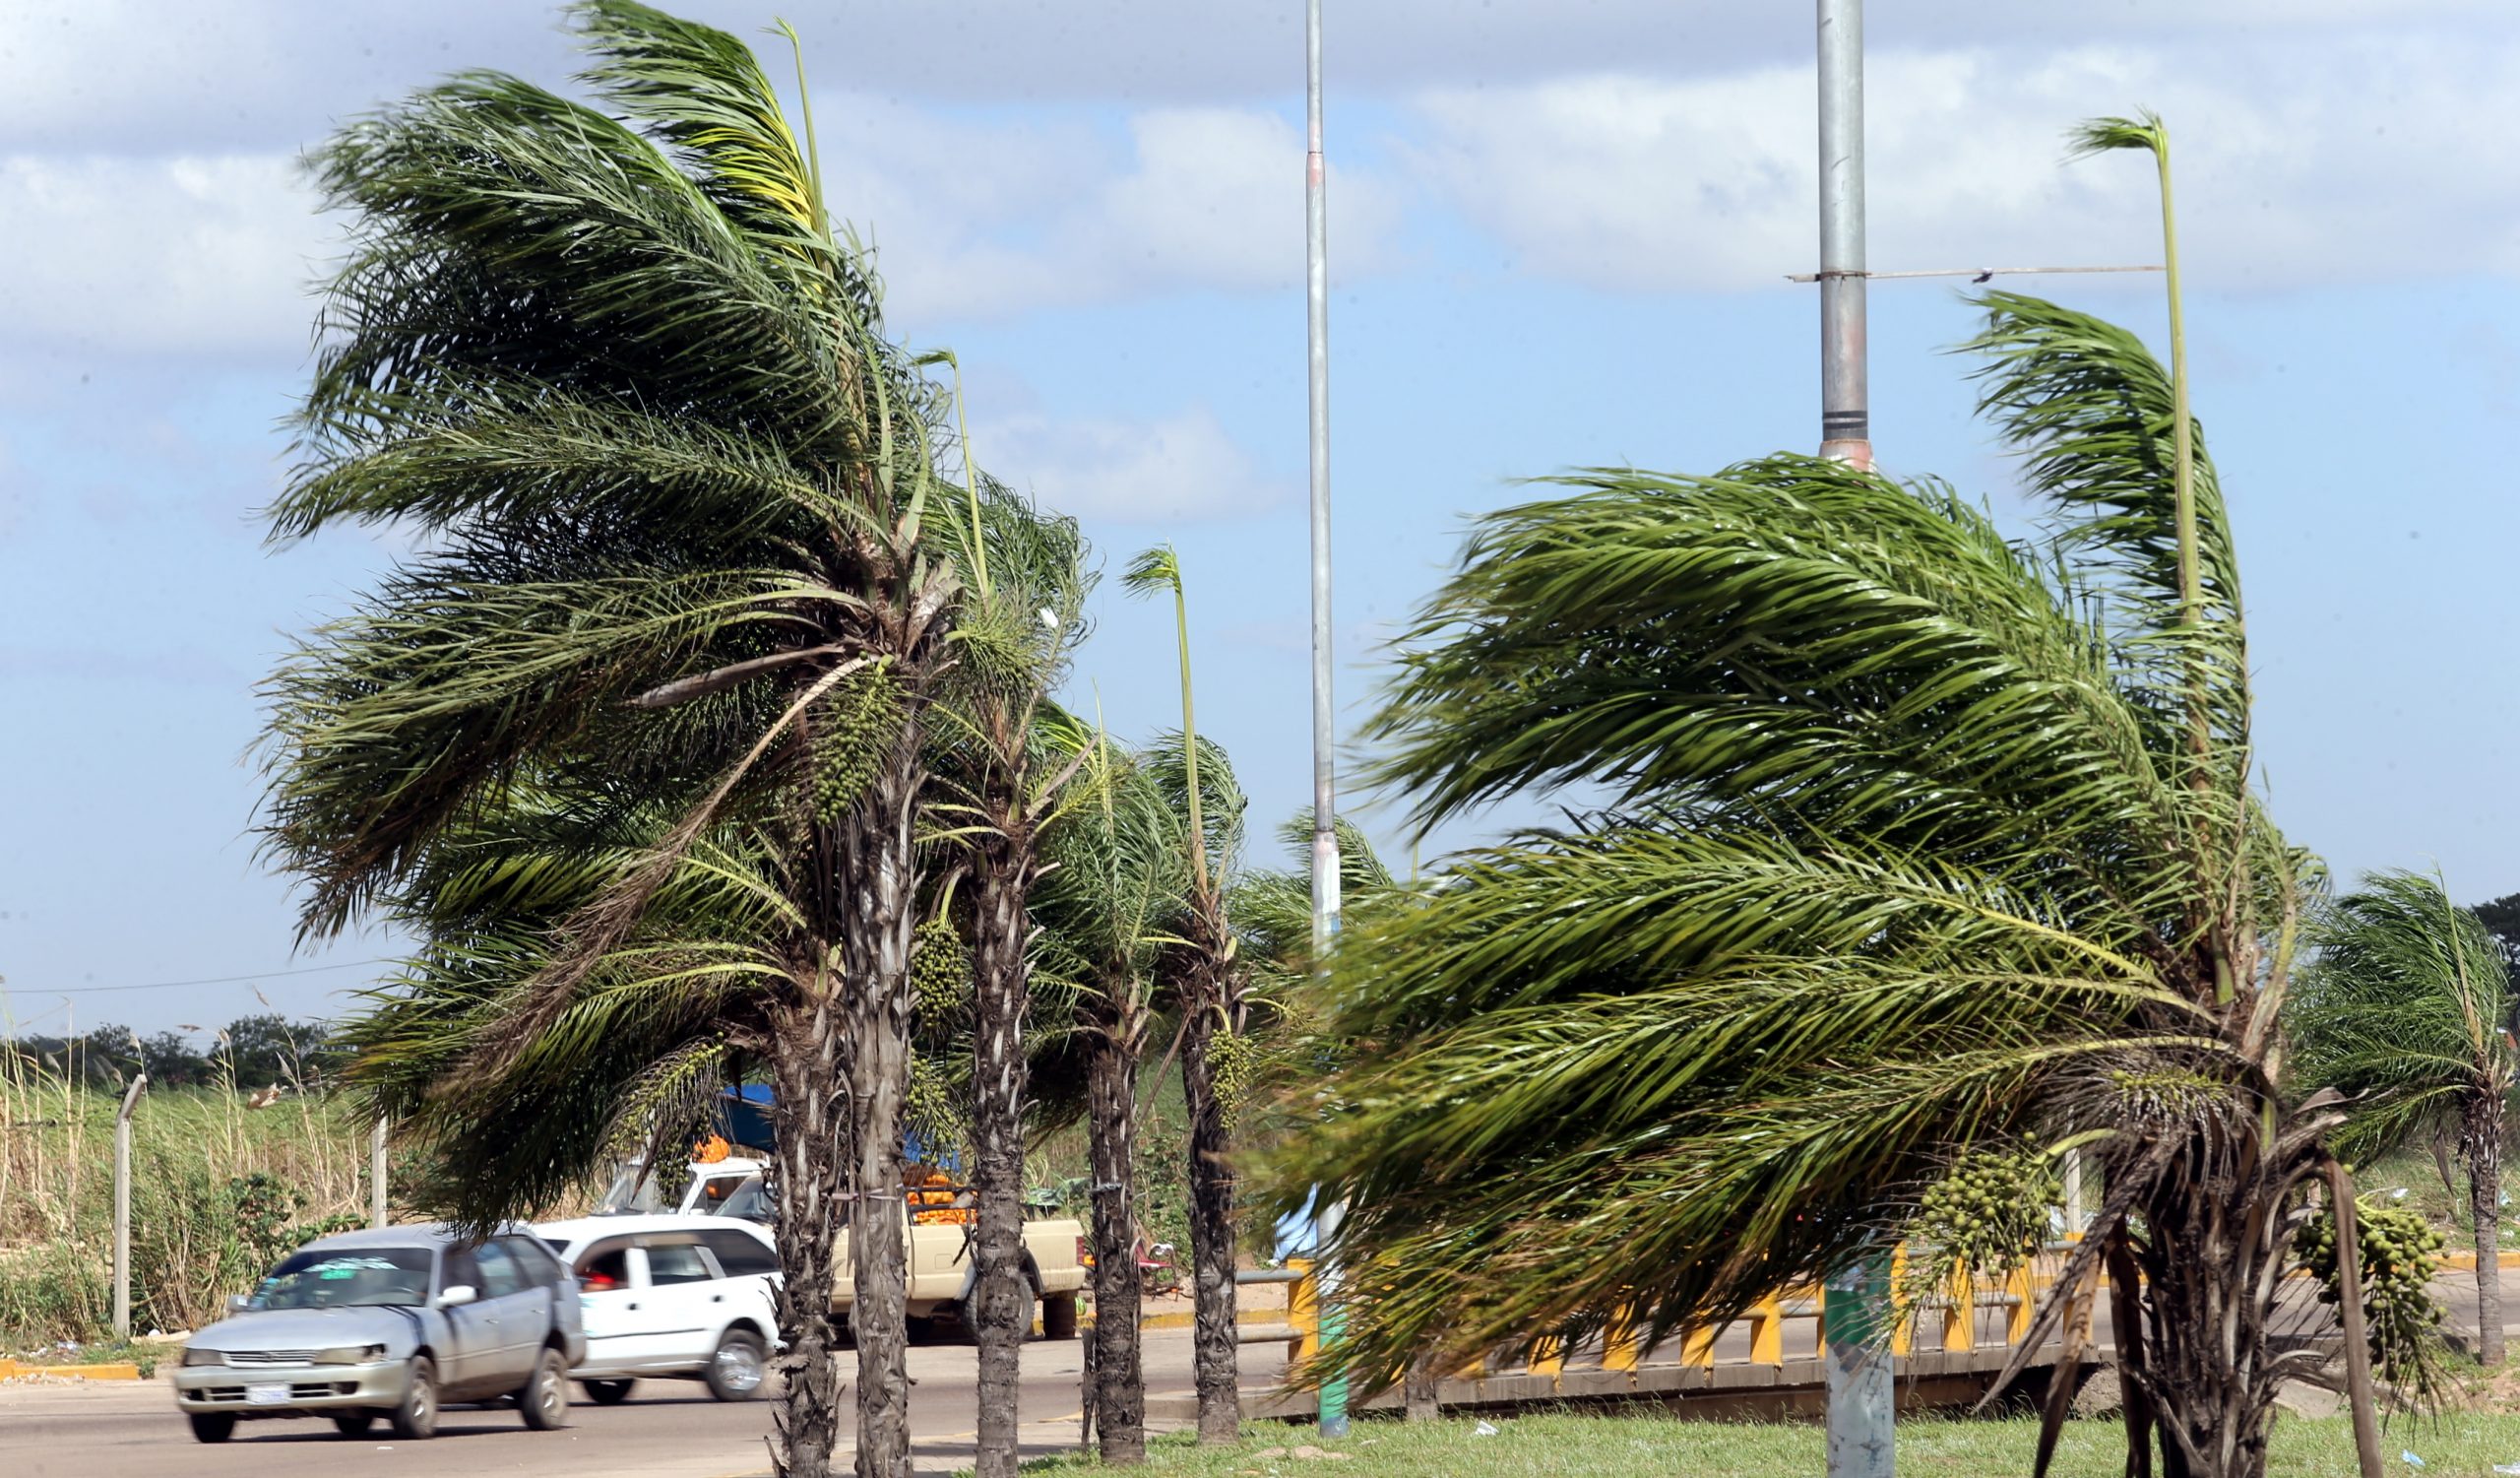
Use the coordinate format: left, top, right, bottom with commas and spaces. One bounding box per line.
829, 1192, 1086, 1337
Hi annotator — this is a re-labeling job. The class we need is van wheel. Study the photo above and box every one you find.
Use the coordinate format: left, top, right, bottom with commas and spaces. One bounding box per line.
519, 1347, 571, 1430
707, 1328, 768, 1401
583, 1379, 636, 1406
188, 1413, 236, 1444
332, 1412, 376, 1436
391, 1355, 439, 1440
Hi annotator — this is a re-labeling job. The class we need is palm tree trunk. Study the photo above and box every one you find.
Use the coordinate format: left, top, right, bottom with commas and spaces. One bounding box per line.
1084, 1006, 1146, 1464
843, 748, 921, 1478
2109, 1138, 2349, 1478
970, 832, 1035, 1478
2326, 1161, 2388, 1478
766, 992, 850, 1478
1182, 996, 1241, 1442
2471, 1094, 2506, 1366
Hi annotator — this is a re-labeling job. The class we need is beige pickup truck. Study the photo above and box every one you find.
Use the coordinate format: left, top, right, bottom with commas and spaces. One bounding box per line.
702, 1168, 1087, 1337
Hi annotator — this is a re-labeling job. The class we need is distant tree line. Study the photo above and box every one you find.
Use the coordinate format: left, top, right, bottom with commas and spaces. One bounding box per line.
2472, 892, 2520, 984
1, 1015, 347, 1090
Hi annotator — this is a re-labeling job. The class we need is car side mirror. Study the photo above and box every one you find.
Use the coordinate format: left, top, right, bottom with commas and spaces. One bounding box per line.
435, 1284, 478, 1309
225, 1294, 253, 1316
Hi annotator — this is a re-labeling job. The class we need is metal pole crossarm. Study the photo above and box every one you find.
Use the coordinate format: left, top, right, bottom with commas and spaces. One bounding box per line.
1786, 263, 2164, 283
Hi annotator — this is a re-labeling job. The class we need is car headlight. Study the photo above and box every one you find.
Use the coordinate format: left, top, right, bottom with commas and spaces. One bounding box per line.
180, 1347, 226, 1367
313, 1344, 389, 1366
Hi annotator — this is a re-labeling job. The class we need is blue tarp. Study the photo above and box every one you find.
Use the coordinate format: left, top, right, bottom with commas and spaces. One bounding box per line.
713, 1083, 958, 1170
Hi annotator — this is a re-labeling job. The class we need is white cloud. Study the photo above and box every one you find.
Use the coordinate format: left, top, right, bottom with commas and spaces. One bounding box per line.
822, 98, 1401, 324
1404, 37, 2520, 294
0, 153, 324, 356
981, 405, 1291, 524
3, 0, 2503, 142
0, 100, 1402, 364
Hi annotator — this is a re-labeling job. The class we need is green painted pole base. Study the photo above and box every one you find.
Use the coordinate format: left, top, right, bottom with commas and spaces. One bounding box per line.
1824, 1256, 1894, 1478
1317, 1294, 1349, 1437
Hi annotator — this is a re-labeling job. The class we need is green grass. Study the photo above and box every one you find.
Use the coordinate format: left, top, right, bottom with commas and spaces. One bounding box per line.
1016, 1412, 2520, 1478
3, 1337, 172, 1378
2361, 1146, 2516, 1252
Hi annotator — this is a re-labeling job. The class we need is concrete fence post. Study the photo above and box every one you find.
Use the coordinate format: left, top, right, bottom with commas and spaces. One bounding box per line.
370, 1119, 389, 1229
112, 1073, 148, 1339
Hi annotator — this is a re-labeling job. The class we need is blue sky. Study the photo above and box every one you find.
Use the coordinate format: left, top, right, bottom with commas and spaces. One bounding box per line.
1, 1, 2514, 1034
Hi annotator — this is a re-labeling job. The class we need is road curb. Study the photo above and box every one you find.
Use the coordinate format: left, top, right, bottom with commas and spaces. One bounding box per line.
1088, 1312, 1289, 1332
0, 1358, 146, 1382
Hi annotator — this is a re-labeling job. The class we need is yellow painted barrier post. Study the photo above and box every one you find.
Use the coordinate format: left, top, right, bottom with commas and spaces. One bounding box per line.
1681, 1323, 1718, 1369
1942, 1260, 1975, 1353
1888, 1246, 1915, 1358
2005, 1263, 2035, 1347
1603, 1305, 1642, 1373
1528, 1336, 1564, 1379
1288, 1258, 1320, 1364
1749, 1293, 1785, 1365
1795, 1284, 1827, 1359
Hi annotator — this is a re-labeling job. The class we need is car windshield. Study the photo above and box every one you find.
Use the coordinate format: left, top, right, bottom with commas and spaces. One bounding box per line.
251, 1247, 435, 1310
598, 1162, 670, 1214
715, 1176, 776, 1223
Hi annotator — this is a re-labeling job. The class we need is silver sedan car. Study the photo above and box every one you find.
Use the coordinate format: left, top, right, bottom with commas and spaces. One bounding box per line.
171, 1224, 587, 1444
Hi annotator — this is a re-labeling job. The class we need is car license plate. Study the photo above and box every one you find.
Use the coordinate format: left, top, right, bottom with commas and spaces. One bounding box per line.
245, 1382, 292, 1405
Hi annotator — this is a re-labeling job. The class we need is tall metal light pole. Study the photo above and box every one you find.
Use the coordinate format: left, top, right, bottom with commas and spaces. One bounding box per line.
1303, 0, 1351, 1442
1816, 2, 1891, 1475
1817, 0, 1871, 473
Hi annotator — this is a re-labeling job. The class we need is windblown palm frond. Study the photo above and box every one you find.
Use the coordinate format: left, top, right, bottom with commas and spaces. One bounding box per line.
1269, 294, 2339, 1478
2294, 870, 2513, 1164
343, 787, 789, 1224
261, 6, 981, 1472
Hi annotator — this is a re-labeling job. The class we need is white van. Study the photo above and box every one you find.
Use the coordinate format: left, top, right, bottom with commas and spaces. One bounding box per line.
536, 1215, 782, 1404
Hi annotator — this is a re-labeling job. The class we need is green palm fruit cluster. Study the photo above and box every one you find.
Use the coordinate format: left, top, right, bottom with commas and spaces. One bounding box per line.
1202, 1026, 1258, 1129
1914, 1144, 2061, 1279
810, 669, 903, 823
904, 1052, 966, 1160
2294, 1200, 2442, 1388
910, 916, 970, 1025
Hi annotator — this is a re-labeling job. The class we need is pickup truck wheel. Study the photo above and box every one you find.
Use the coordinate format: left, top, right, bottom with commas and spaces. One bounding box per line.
187, 1413, 236, 1444
582, 1379, 636, 1406
331, 1412, 376, 1437
518, 1347, 571, 1430
706, 1328, 768, 1402
390, 1356, 439, 1441
1041, 1290, 1080, 1340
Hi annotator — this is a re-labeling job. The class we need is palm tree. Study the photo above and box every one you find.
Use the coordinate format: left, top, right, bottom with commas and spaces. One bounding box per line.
261, 5, 968, 1472
1263, 292, 2375, 1478
923, 482, 1095, 1478
2295, 870, 2516, 1363
1031, 740, 1187, 1464
1124, 545, 1248, 1443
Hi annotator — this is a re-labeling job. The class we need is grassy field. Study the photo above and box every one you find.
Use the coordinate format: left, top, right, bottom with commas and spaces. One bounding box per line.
0, 1058, 378, 1343
1021, 1412, 2520, 1478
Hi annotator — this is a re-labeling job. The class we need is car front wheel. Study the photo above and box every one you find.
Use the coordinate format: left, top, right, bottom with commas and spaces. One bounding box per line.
582, 1378, 636, 1406
188, 1412, 236, 1444
332, 1412, 376, 1437
519, 1348, 571, 1430
390, 1356, 439, 1441
706, 1328, 768, 1402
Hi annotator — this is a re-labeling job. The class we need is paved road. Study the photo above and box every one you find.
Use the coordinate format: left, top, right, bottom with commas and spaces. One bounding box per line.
0, 1329, 1281, 1478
